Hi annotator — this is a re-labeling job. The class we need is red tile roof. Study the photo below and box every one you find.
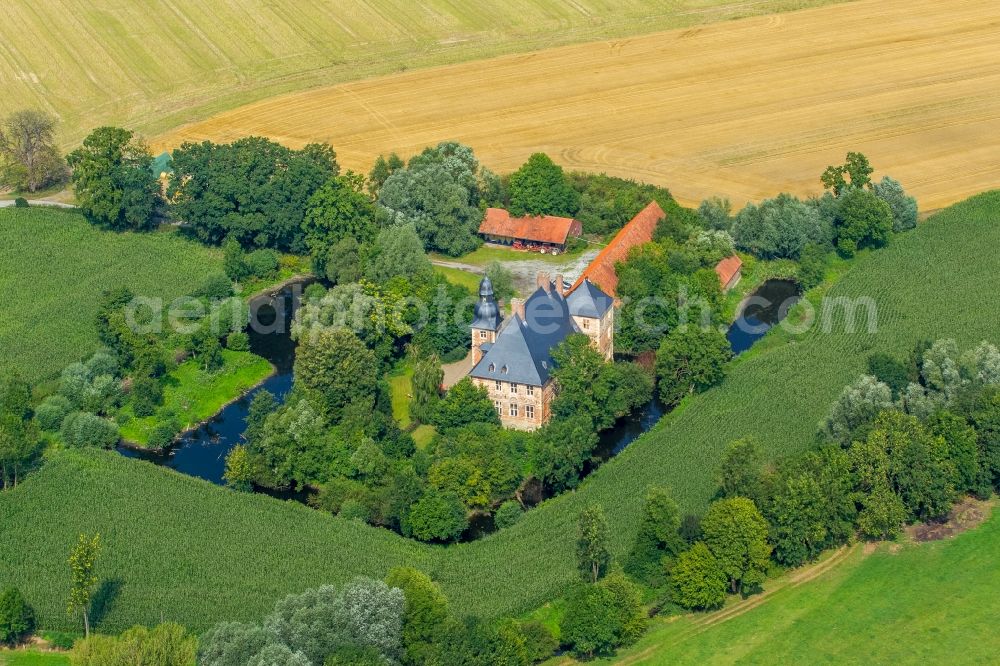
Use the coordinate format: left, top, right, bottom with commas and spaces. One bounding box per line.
569, 201, 664, 296
479, 208, 581, 245
715, 255, 743, 288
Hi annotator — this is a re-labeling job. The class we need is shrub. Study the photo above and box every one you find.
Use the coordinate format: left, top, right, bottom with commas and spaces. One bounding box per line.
196, 272, 234, 300
519, 620, 558, 663
13, 197, 29, 208
71, 622, 197, 666
797, 243, 829, 290
147, 421, 178, 449
85, 349, 120, 378
303, 282, 327, 303
247, 248, 280, 278
226, 331, 250, 352
561, 573, 645, 659
60, 412, 120, 448
406, 490, 467, 543
131, 376, 164, 417
494, 500, 523, 530
199, 621, 276, 666
670, 543, 727, 610
35, 394, 73, 431
339, 499, 371, 523
0, 586, 35, 646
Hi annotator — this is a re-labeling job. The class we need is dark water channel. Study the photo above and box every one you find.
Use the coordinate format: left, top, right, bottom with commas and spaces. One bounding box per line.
117, 283, 303, 494
118, 278, 798, 538
726, 279, 801, 354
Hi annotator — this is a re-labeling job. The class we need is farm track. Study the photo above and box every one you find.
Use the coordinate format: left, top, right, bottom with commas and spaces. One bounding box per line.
156, 0, 1000, 210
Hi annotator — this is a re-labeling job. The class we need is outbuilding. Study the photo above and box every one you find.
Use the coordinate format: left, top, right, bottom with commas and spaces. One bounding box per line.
478, 208, 582, 254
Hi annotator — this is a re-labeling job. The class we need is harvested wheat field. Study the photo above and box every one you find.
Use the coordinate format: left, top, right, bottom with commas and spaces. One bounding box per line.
156, 0, 1000, 210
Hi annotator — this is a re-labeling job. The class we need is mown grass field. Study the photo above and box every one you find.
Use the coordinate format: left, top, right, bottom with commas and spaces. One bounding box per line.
0, 1, 841, 148
117, 350, 273, 446
2, 193, 1000, 632
0, 651, 69, 666
157, 0, 1000, 211
0, 208, 222, 383
602, 510, 1000, 664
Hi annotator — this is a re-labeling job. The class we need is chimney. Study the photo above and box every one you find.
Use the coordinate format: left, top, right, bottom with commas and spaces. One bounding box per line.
510, 298, 526, 320
536, 271, 551, 292
554, 274, 564, 296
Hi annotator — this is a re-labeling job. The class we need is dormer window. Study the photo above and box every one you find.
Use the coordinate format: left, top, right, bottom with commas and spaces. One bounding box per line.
501, 365, 508, 374
488, 363, 495, 372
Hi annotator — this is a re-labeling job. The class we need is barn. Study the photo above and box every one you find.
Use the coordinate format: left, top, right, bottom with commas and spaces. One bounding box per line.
478, 208, 582, 253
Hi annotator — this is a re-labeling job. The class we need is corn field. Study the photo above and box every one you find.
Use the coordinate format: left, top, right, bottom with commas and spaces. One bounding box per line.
2, 192, 1000, 632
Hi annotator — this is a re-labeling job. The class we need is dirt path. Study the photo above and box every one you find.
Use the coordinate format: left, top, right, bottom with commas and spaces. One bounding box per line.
432, 246, 601, 296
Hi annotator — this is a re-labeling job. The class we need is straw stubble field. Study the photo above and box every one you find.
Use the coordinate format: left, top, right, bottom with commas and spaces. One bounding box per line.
156, 0, 1000, 210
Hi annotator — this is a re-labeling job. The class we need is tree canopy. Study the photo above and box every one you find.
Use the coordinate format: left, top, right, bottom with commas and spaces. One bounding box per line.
0, 109, 67, 193
377, 142, 487, 256
507, 152, 579, 217
67, 126, 159, 231
169, 137, 338, 251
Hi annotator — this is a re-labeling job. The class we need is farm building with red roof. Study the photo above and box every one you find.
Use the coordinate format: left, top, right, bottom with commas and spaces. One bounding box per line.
569, 200, 664, 297
478, 208, 582, 253
715, 255, 743, 291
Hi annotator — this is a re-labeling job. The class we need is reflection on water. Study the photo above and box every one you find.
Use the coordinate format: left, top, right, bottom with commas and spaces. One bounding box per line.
117, 282, 304, 486
727, 279, 801, 355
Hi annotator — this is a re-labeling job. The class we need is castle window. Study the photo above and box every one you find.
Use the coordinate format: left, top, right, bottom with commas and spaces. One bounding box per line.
526, 385, 534, 397
480, 330, 487, 339
489, 363, 495, 372
525, 404, 534, 419
494, 400, 502, 415
509, 403, 519, 417
511, 383, 518, 394
583, 319, 590, 329
495, 380, 502, 391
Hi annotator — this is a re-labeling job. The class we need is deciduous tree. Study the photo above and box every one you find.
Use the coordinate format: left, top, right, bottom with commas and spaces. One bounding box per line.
67, 533, 101, 637
701, 497, 771, 594
655, 325, 732, 406
670, 542, 727, 610
0, 109, 67, 192
507, 152, 579, 217
576, 504, 612, 583
67, 127, 159, 231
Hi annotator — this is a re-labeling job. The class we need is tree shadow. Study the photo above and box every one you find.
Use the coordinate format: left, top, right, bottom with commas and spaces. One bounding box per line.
89, 578, 123, 628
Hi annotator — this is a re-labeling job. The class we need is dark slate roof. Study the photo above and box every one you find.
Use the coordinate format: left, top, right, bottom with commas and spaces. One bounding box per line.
470, 285, 578, 385
566, 279, 613, 318
471, 275, 502, 331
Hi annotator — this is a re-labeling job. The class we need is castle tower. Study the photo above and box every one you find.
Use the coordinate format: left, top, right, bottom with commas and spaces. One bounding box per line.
471, 275, 502, 366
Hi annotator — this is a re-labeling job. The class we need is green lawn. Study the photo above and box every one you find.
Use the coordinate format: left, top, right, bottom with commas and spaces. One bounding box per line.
117, 350, 274, 446
433, 265, 482, 293
603, 510, 1000, 664
387, 362, 415, 429
0, 208, 221, 383
411, 424, 437, 450
430, 242, 592, 267
0, 651, 70, 666
2, 193, 1000, 633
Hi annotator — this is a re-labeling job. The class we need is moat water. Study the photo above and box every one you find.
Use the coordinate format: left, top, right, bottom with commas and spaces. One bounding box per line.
118, 278, 799, 539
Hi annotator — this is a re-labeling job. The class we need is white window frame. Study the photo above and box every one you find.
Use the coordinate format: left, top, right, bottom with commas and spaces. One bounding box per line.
494, 400, 502, 415
511, 382, 519, 394
526, 385, 534, 397
509, 403, 518, 417
495, 380, 502, 391
525, 404, 534, 419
